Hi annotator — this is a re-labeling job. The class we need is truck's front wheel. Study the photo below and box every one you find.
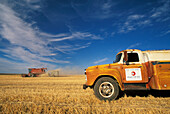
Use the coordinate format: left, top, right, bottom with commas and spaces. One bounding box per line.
94, 77, 119, 101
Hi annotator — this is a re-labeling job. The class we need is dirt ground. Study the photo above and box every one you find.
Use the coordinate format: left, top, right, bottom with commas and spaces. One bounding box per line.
0, 75, 169, 114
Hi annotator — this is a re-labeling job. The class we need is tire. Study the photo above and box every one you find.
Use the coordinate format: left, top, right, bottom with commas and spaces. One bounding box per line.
94, 77, 119, 101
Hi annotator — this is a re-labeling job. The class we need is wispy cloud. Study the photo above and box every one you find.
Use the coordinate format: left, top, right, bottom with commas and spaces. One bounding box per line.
0, 47, 69, 64
164, 30, 170, 35
71, 0, 115, 20
0, 57, 57, 73
161, 30, 170, 36
150, 0, 170, 19
117, 0, 169, 34
25, 0, 41, 10
0, 3, 101, 73
94, 58, 108, 64
49, 36, 73, 42
119, 14, 151, 33
126, 43, 141, 49
49, 32, 102, 42
0, 4, 49, 55
55, 42, 91, 54
128, 14, 145, 20
99, 0, 113, 19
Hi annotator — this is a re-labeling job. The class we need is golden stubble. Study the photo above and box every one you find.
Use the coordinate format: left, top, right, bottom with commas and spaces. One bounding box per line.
0, 75, 169, 114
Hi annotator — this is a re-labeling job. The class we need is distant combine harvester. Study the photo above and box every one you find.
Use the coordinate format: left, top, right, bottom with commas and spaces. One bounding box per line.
22, 68, 60, 77
22, 68, 47, 77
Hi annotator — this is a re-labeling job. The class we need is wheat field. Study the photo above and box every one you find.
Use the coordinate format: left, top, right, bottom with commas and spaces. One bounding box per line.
0, 75, 170, 114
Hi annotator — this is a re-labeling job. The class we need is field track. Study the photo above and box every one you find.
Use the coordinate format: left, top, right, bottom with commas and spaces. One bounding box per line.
0, 75, 170, 113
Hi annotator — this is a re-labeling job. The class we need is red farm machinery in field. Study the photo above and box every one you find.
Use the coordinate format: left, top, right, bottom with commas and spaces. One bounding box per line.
22, 68, 47, 77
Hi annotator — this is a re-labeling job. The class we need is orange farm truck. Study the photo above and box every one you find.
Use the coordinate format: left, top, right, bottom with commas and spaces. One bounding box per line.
83, 49, 170, 101
22, 68, 47, 77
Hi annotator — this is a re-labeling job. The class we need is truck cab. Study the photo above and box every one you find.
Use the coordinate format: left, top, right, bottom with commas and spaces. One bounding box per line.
83, 49, 170, 101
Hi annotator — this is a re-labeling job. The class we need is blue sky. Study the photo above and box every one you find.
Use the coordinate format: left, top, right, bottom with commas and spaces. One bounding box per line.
0, 0, 169, 74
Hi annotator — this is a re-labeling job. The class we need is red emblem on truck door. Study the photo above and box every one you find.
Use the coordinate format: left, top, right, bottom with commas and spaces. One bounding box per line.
131, 71, 136, 76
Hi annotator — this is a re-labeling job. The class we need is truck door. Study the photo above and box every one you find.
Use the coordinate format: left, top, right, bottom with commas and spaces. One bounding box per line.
155, 62, 170, 90
122, 51, 148, 89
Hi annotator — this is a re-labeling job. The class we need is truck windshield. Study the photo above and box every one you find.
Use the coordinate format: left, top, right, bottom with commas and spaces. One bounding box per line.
114, 53, 122, 63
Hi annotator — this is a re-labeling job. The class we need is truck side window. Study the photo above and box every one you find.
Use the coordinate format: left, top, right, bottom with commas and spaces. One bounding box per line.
114, 53, 122, 63
127, 53, 139, 62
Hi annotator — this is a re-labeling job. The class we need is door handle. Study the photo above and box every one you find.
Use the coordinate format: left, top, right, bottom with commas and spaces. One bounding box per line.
138, 66, 142, 68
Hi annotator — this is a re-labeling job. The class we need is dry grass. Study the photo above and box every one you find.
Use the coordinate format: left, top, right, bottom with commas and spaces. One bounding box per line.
0, 75, 170, 114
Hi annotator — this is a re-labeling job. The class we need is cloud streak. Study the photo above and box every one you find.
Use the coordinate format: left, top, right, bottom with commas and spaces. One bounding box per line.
0, 3, 101, 73
94, 58, 108, 64
117, 0, 169, 34
118, 14, 151, 33
55, 42, 91, 54
0, 4, 49, 55
127, 15, 145, 20
150, 0, 170, 19
49, 32, 102, 42
126, 43, 141, 49
71, 0, 115, 20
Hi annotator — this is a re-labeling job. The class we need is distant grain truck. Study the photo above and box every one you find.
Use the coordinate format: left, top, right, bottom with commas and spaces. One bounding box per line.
22, 68, 47, 77
48, 70, 60, 77
83, 49, 170, 101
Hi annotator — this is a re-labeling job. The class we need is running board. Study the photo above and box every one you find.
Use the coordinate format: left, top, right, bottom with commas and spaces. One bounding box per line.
123, 83, 149, 90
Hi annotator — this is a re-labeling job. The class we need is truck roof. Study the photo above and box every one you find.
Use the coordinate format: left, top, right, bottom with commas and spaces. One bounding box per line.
117, 49, 141, 55
117, 49, 170, 62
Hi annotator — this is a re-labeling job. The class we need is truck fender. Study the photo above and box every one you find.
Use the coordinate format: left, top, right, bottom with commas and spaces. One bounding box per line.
92, 75, 123, 90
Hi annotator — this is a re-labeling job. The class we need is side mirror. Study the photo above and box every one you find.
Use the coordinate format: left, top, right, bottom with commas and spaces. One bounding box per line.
123, 51, 128, 62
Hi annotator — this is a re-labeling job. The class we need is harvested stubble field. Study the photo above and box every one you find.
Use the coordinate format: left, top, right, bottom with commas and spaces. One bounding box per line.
0, 75, 170, 114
